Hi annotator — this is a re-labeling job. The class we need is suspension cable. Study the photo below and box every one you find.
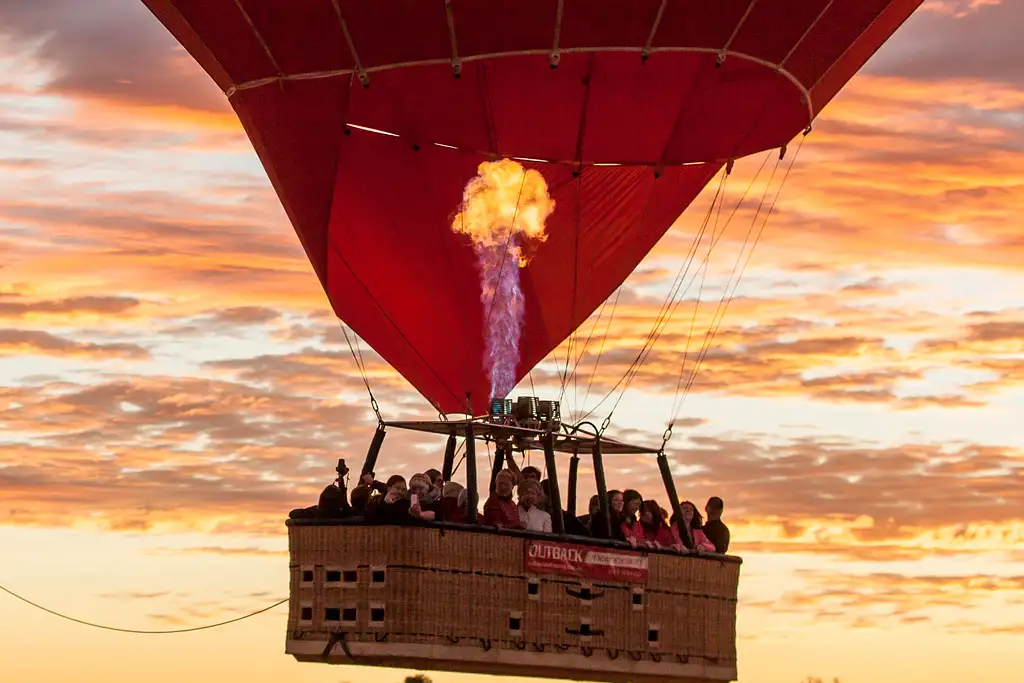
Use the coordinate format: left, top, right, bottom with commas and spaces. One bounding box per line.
664, 137, 807, 446
666, 149, 776, 424
575, 165, 731, 430
338, 321, 382, 424
0, 582, 286, 635
557, 293, 612, 417
578, 286, 622, 423
674, 137, 807, 423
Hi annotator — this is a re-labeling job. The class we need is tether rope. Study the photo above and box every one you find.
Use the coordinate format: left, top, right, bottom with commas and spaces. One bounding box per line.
0, 582, 286, 635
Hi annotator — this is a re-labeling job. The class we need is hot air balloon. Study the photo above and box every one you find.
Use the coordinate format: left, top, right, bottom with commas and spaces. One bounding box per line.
139, 2, 924, 682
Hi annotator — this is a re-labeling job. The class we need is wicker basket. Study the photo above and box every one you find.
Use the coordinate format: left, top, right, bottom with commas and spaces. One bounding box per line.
286, 522, 740, 683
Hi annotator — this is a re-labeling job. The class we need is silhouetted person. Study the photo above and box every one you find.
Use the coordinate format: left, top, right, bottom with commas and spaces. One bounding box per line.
316, 459, 352, 519
703, 496, 730, 554
577, 494, 600, 529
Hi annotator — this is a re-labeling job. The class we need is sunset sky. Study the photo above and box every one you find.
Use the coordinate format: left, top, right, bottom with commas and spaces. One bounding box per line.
1, 2, 1022, 683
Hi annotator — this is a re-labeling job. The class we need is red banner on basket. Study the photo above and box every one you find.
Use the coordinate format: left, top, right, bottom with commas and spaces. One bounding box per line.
524, 540, 649, 583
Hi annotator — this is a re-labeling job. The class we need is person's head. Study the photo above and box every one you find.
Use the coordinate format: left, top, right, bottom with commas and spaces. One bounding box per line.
409, 473, 432, 498
458, 488, 469, 512
588, 494, 600, 516
442, 481, 464, 500
518, 479, 541, 510
521, 466, 542, 482
641, 499, 664, 528
350, 485, 371, 512
705, 496, 724, 521
495, 470, 516, 497
622, 490, 643, 518
681, 500, 704, 529
385, 475, 407, 499
609, 490, 624, 514
425, 468, 442, 486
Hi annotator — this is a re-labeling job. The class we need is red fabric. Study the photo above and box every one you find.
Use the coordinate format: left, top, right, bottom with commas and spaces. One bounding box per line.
438, 497, 467, 524
141, 0, 924, 413
483, 495, 525, 529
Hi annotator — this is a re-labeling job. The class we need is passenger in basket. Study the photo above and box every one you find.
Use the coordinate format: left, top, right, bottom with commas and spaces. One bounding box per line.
424, 468, 443, 488
590, 489, 628, 541
703, 496, 730, 554
408, 473, 440, 520
349, 484, 373, 517
367, 475, 435, 524
672, 500, 716, 552
414, 471, 443, 509
483, 469, 526, 529
520, 466, 542, 482
517, 479, 552, 533
617, 489, 645, 544
438, 482, 467, 523
610, 489, 625, 516
577, 494, 601, 528
625, 500, 681, 550
457, 487, 475, 523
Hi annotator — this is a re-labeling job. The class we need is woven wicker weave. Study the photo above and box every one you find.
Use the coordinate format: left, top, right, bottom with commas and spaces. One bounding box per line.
286, 522, 740, 683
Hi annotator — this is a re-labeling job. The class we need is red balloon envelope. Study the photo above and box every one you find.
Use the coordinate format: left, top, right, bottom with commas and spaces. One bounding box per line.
140, 0, 923, 415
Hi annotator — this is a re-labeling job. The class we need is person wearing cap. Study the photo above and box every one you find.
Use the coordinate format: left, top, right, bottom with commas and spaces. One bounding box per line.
407, 473, 439, 520
438, 481, 467, 523
483, 469, 525, 529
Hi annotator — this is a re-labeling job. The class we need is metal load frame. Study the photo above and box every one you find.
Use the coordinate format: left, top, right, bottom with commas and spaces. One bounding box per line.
358, 414, 692, 547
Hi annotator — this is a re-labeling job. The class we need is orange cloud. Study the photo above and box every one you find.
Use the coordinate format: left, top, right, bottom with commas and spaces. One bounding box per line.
0, 329, 149, 359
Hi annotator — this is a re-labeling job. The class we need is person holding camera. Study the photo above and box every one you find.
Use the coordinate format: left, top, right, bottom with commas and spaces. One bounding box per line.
316, 458, 376, 519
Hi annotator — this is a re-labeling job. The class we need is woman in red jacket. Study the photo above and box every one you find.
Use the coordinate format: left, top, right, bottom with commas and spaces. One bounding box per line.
624, 499, 679, 549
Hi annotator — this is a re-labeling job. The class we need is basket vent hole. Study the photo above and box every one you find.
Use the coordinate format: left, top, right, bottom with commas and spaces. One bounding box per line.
527, 581, 539, 595
300, 606, 312, 621
648, 628, 660, 643
509, 616, 522, 631
370, 607, 385, 622
343, 570, 358, 583
580, 587, 593, 600
371, 569, 386, 584
301, 570, 314, 582
325, 570, 341, 583
324, 608, 341, 622
342, 607, 357, 622
580, 623, 592, 636
632, 592, 644, 606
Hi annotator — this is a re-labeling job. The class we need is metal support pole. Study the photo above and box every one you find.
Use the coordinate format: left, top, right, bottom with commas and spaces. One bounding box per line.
542, 433, 565, 535
465, 422, 478, 523
489, 445, 507, 494
592, 437, 611, 539
657, 452, 691, 548
566, 452, 580, 516
441, 433, 457, 481
361, 424, 386, 478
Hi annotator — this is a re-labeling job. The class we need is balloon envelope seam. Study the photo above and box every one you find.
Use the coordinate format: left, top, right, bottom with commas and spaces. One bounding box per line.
223, 45, 813, 125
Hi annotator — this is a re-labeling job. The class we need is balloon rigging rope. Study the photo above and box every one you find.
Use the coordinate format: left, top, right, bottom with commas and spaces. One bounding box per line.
337, 321, 378, 413
599, 167, 732, 425
574, 166, 729, 427
662, 150, 776, 420
670, 135, 807, 423
558, 290, 610, 416
0, 582, 286, 635
579, 286, 622, 422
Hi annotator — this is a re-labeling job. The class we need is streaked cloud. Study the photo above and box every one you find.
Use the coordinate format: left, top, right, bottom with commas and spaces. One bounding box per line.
0, 5, 1021, 682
